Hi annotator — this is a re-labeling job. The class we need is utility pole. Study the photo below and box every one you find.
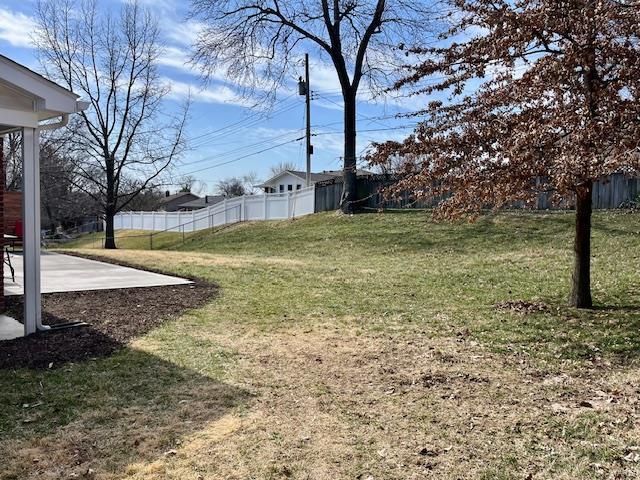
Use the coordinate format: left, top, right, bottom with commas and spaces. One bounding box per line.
299, 53, 312, 187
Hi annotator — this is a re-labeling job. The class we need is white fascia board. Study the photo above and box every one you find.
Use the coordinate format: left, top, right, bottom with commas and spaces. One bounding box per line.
0, 107, 38, 128
0, 58, 80, 115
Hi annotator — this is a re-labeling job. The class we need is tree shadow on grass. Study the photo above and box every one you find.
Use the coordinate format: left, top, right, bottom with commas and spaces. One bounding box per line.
484, 302, 640, 363
0, 346, 250, 479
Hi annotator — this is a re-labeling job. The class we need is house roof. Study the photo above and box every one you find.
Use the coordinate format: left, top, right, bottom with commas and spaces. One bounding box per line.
178, 195, 226, 209
0, 54, 87, 132
159, 192, 199, 205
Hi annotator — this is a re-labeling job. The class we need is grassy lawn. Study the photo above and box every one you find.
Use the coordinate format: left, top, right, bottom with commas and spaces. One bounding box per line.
3, 210, 640, 479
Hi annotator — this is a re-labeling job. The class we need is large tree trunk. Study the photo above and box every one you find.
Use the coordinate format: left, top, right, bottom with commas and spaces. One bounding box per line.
569, 183, 593, 308
104, 157, 117, 249
104, 207, 116, 250
340, 90, 358, 214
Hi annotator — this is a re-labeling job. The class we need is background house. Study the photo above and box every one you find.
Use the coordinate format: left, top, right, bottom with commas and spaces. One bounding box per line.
176, 195, 225, 211
159, 191, 200, 212
258, 169, 372, 193
159, 192, 226, 212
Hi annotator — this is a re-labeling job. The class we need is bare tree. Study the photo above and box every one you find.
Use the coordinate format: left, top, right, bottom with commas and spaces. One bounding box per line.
370, 0, 640, 308
268, 161, 299, 177
189, 0, 436, 213
178, 175, 208, 194
35, 0, 188, 248
40, 142, 100, 234
216, 177, 247, 197
216, 173, 260, 197
242, 171, 261, 194
3, 133, 22, 191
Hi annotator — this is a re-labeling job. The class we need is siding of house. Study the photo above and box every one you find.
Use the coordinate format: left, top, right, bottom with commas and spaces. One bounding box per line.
263, 173, 307, 193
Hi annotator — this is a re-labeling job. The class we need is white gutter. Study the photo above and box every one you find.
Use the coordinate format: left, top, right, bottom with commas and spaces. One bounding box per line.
38, 113, 69, 132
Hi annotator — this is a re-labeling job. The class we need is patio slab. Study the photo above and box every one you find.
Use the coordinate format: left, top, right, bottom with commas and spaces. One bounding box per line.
4, 252, 192, 296
0, 314, 23, 340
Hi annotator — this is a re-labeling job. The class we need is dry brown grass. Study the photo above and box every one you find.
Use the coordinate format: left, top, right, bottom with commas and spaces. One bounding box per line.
7, 325, 640, 479
163, 327, 640, 480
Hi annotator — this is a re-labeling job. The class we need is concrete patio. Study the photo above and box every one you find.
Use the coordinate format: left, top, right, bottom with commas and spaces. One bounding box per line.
3, 252, 192, 296
0, 252, 192, 341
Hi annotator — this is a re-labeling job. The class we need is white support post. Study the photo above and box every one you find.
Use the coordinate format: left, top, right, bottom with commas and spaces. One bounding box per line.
140, 211, 144, 230
264, 194, 268, 220
151, 211, 155, 231
223, 198, 228, 224
21, 127, 42, 336
192, 210, 196, 232
287, 192, 291, 219
241, 196, 246, 222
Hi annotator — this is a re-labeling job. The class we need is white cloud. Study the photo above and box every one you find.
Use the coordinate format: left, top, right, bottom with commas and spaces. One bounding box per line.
158, 45, 193, 72
163, 77, 252, 107
0, 8, 37, 48
164, 19, 205, 47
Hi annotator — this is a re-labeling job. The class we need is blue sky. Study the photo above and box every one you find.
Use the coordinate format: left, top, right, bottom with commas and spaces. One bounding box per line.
0, 0, 421, 194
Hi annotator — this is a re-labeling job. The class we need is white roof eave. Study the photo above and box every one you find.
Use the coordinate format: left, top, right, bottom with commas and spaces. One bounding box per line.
0, 55, 85, 121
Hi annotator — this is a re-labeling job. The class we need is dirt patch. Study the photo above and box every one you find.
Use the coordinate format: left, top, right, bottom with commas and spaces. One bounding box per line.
0, 281, 217, 370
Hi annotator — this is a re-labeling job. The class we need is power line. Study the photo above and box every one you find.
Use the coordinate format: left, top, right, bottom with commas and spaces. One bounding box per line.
181, 136, 305, 176
189, 101, 301, 149
178, 129, 305, 168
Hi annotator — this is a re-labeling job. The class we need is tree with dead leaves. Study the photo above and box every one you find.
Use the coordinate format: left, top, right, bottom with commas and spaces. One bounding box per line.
189, 0, 436, 213
370, 0, 640, 308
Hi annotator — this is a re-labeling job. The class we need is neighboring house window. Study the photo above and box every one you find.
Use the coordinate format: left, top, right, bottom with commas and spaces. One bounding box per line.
287, 184, 293, 191
296, 184, 302, 190
279, 185, 284, 192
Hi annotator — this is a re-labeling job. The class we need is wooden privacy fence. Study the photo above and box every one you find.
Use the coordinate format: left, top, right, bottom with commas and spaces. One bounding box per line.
314, 173, 640, 212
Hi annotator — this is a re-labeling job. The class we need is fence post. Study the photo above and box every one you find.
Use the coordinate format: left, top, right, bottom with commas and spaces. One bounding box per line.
241, 196, 246, 222
223, 198, 228, 224
151, 211, 155, 231
192, 210, 196, 232
264, 194, 268, 220
287, 192, 291, 219
150, 233, 153, 250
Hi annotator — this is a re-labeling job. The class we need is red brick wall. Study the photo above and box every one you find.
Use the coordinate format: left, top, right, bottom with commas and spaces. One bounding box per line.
0, 138, 5, 313
4, 191, 21, 235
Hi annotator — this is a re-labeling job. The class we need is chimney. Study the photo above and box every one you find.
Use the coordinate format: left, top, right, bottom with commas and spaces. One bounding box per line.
165, 190, 170, 197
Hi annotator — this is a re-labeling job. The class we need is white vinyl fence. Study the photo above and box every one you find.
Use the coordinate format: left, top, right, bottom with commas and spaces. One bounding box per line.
113, 186, 315, 232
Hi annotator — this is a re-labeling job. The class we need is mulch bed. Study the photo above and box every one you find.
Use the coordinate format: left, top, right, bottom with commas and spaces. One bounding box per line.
0, 277, 218, 370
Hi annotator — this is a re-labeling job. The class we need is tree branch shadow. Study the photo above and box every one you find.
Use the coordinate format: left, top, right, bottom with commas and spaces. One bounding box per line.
0, 347, 251, 479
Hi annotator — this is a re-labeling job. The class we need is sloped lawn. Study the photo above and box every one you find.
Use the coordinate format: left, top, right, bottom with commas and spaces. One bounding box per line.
1, 210, 639, 479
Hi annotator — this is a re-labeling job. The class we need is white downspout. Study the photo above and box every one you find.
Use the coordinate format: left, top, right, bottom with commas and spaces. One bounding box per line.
29, 114, 69, 332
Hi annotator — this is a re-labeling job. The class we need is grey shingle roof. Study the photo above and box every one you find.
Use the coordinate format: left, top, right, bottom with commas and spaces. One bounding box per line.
178, 195, 226, 209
